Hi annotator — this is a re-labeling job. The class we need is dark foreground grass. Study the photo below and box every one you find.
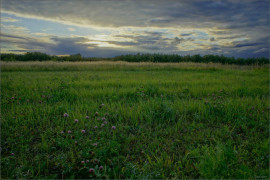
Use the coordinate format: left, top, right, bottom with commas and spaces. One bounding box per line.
1, 62, 269, 179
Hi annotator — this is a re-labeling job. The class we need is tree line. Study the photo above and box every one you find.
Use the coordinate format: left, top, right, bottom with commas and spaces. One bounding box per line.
1, 52, 269, 65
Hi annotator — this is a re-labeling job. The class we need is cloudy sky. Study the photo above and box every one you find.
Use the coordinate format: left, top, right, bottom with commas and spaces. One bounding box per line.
1, 0, 269, 57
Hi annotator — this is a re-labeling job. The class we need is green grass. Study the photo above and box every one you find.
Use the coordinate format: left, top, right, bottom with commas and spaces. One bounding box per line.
1, 61, 269, 179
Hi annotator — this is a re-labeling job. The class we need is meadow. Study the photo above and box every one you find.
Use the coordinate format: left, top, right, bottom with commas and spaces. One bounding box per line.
1, 61, 269, 179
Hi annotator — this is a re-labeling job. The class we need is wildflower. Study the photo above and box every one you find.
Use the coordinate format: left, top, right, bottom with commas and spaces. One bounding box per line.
101, 124, 104, 127
26, 99, 30, 102
94, 126, 98, 129
74, 119, 79, 123
95, 112, 99, 116
86, 116, 89, 119
81, 129, 86, 133
75, 141, 78, 144
86, 160, 89, 163
100, 104, 105, 108
93, 143, 98, 147
60, 131, 64, 134
81, 161, 85, 164
112, 126, 116, 130
102, 117, 106, 121
11, 97, 15, 99
99, 165, 104, 171
68, 130, 72, 134
64, 113, 69, 117
89, 168, 95, 174
11, 153, 14, 156
104, 121, 108, 124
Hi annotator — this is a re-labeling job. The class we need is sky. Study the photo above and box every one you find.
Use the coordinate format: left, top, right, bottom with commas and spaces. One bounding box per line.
1, 0, 269, 58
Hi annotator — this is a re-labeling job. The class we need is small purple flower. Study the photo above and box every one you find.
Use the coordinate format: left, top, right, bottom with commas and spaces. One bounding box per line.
64, 113, 69, 117
11, 97, 15, 99
95, 112, 99, 116
102, 117, 106, 121
93, 143, 98, 147
99, 165, 104, 171
89, 168, 95, 174
60, 131, 64, 134
94, 126, 98, 129
68, 130, 72, 134
101, 123, 104, 127
74, 119, 79, 123
86, 160, 89, 163
86, 116, 89, 119
81, 129, 86, 133
11, 153, 14, 156
104, 121, 108, 124
81, 161, 85, 164
112, 126, 116, 130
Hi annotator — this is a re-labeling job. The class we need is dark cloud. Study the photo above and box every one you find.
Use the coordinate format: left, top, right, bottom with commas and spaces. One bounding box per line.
1, 32, 133, 57
102, 32, 195, 53
9, 49, 29, 52
2, 0, 269, 29
234, 43, 262, 48
216, 34, 246, 40
180, 33, 195, 37
210, 37, 215, 41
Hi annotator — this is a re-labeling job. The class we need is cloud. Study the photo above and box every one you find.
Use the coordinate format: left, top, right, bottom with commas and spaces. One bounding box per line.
67, 27, 76, 32
100, 31, 196, 53
1, 0, 269, 57
210, 37, 215, 41
180, 32, 195, 37
0, 32, 132, 57
2, 0, 269, 29
1, 17, 19, 22
1, 24, 29, 33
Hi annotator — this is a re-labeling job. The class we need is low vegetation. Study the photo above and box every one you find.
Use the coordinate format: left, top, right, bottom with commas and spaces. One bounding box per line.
1, 61, 269, 179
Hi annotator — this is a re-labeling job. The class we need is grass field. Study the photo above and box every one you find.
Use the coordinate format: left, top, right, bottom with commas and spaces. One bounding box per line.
1, 61, 269, 179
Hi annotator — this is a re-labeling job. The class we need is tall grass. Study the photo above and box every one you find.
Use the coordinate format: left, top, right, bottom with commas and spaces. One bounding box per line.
1, 62, 269, 179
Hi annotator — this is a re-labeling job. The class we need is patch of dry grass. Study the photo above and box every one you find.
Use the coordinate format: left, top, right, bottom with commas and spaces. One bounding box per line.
1, 61, 268, 71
